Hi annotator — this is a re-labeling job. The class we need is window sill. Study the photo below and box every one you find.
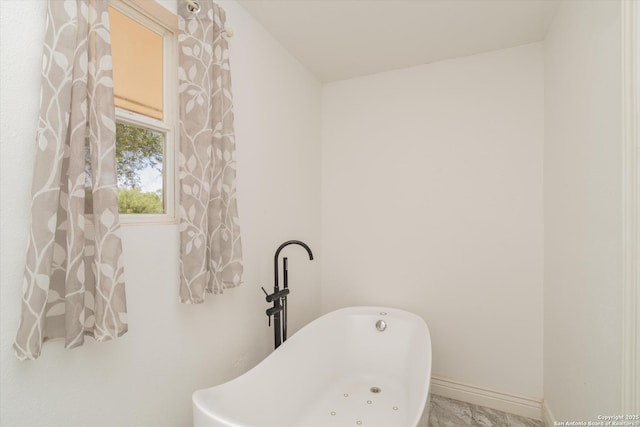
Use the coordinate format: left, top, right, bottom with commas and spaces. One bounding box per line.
119, 214, 178, 226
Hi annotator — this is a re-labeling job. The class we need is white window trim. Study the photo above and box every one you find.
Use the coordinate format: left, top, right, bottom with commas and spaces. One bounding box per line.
108, 0, 178, 226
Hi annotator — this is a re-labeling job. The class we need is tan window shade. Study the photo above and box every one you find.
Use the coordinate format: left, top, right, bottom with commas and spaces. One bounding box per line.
109, 7, 163, 120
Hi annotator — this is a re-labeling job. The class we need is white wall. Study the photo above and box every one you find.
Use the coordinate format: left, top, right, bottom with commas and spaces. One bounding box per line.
0, 1, 321, 426
543, 0, 623, 421
321, 44, 544, 400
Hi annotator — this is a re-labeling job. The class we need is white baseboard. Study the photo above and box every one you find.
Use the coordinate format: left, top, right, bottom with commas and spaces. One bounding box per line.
542, 400, 556, 427
430, 376, 542, 420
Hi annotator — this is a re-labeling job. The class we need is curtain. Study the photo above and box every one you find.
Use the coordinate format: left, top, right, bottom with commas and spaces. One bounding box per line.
178, 0, 243, 303
14, 0, 127, 361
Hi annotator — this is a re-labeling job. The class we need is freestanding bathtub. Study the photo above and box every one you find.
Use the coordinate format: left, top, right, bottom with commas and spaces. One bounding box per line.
193, 306, 432, 427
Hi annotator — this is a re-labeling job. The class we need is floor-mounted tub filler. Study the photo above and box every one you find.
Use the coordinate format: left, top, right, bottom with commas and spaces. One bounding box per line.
193, 306, 432, 427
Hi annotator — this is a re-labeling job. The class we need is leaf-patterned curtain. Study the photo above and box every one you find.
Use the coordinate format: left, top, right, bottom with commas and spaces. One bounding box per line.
178, 0, 243, 303
14, 0, 127, 361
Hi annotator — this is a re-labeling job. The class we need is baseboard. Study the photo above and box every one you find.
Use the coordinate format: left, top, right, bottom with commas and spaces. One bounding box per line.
542, 400, 556, 427
430, 376, 542, 420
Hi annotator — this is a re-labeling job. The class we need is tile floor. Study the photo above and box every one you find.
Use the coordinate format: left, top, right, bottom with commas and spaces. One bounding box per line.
426, 395, 544, 427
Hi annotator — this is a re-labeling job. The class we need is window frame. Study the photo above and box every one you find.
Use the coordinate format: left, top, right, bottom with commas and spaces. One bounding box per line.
108, 0, 178, 225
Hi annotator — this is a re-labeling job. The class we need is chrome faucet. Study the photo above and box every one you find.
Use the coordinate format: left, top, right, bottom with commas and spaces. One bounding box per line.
262, 240, 314, 349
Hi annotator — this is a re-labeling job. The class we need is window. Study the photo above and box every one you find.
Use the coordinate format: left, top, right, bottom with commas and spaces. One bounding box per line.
107, 0, 177, 222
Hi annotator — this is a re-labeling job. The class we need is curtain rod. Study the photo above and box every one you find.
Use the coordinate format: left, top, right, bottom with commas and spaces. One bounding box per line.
185, 0, 201, 13
184, 0, 234, 37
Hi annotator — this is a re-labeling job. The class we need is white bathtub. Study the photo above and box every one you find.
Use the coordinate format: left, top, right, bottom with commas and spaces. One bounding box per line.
193, 306, 432, 427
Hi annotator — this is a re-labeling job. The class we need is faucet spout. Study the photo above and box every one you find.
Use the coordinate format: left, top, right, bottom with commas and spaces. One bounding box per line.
274, 240, 314, 289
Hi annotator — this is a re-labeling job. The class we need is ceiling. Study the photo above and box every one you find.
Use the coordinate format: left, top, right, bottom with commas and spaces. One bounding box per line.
237, 0, 560, 82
